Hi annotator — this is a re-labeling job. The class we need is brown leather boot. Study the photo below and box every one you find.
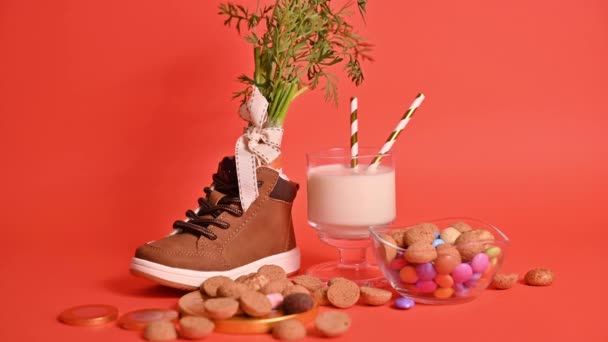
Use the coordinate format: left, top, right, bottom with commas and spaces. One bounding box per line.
130, 156, 300, 290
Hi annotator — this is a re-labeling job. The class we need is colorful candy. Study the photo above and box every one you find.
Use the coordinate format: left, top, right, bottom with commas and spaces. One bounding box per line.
485, 246, 501, 258
415, 263, 436, 281
378, 223, 503, 301
415, 280, 437, 293
434, 254, 459, 274
451, 263, 473, 283
389, 258, 408, 270
453, 283, 469, 297
464, 279, 478, 288
399, 266, 419, 284
266, 293, 284, 310
433, 287, 454, 299
434, 274, 454, 288
394, 297, 415, 310
432, 239, 445, 248
471, 253, 489, 273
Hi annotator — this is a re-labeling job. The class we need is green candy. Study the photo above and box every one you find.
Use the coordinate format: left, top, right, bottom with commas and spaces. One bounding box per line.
485, 246, 502, 258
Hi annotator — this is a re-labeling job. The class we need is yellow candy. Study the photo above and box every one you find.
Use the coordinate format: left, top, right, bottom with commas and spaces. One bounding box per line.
485, 246, 501, 258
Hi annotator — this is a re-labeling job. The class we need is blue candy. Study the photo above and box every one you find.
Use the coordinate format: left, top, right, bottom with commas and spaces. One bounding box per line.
434, 231, 440, 239
432, 239, 445, 248
394, 297, 415, 310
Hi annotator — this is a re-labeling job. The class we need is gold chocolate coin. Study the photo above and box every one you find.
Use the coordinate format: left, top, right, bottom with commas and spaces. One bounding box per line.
118, 308, 179, 331
58, 304, 118, 326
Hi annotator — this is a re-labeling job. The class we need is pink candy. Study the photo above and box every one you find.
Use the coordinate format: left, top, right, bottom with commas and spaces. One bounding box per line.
451, 263, 473, 283
415, 280, 438, 293
266, 293, 284, 310
471, 253, 489, 273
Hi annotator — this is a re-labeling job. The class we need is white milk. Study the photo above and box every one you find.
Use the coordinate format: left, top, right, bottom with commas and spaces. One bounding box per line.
307, 164, 396, 229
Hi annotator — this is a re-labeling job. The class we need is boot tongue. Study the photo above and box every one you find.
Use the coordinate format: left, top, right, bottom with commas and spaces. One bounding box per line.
216, 156, 238, 187
173, 157, 243, 237
208, 156, 239, 204
207, 190, 226, 206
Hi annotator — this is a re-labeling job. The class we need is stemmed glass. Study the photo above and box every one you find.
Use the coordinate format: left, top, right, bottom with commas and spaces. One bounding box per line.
306, 147, 396, 285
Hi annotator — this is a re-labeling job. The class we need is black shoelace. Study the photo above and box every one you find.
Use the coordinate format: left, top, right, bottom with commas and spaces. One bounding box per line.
172, 174, 243, 240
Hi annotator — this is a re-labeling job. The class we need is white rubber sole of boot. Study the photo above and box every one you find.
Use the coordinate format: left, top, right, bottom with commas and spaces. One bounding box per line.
130, 247, 301, 290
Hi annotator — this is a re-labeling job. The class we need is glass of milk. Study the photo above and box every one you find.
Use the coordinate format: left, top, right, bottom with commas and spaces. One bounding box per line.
306, 147, 396, 285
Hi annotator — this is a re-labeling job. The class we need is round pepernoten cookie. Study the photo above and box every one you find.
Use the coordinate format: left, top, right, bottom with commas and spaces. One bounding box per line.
282, 293, 315, 315
312, 287, 331, 306
272, 319, 307, 341
235, 273, 256, 283
118, 309, 179, 331
455, 229, 495, 261
403, 224, 437, 246
178, 316, 215, 340
492, 273, 519, 289
282, 285, 311, 297
327, 277, 350, 286
240, 274, 270, 291
377, 233, 398, 263
217, 282, 250, 299
525, 268, 554, 286
258, 265, 288, 282
262, 279, 293, 295
201, 276, 233, 297
144, 321, 178, 341
292, 275, 325, 292
327, 279, 360, 309
359, 286, 392, 306
203, 298, 239, 320
240, 291, 272, 317
315, 311, 351, 337
404, 242, 437, 263
436, 243, 462, 263
389, 229, 408, 247
178, 292, 207, 317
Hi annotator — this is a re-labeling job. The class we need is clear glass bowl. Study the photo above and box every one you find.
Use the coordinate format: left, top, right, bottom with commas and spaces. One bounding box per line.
369, 217, 509, 304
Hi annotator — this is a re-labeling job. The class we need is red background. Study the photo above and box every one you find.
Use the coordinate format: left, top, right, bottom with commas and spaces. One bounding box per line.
1, 0, 607, 341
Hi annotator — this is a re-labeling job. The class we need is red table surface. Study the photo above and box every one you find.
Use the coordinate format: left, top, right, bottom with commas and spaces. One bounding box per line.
1, 0, 607, 341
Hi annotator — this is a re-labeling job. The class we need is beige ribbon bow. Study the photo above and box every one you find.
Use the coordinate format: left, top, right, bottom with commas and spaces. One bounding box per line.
235, 86, 283, 211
